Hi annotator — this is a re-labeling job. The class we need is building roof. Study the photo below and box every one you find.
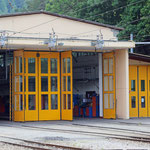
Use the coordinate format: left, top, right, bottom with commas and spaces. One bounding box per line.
0, 11, 123, 31
129, 53, 150, 63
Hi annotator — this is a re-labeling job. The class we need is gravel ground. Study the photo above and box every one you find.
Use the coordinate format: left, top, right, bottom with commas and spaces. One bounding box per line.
0, 143, 31, 150
0, 118, 150, 149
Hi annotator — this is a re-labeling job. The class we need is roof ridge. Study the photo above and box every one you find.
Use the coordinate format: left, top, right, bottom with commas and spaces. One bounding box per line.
0, 11, 123, 31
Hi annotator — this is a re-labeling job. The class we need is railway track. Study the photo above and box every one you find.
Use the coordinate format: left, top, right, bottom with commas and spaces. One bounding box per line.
0, 136, 84, 150
1, 123, 150, 144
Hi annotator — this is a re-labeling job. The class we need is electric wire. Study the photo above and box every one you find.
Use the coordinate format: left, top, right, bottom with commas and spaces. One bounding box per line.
8, 0, 147, 38
7, 0, 117, 37
87, 0, 146, 19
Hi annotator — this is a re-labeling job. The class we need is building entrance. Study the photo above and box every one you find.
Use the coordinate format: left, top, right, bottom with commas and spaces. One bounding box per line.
13, 50, 72, 121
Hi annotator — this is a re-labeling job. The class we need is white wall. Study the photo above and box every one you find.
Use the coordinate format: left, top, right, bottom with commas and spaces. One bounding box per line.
115, 49, 129, 119
0, 13, 119, 40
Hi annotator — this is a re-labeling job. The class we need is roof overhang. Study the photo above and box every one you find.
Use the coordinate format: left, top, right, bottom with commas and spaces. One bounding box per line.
0, 37, 135, 52
129, 53, 150, 63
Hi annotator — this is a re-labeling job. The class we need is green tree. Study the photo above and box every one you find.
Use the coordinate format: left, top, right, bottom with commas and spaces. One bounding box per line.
25, 0, 48, 11
118, 0, 150, 54
0, 0, 8, 14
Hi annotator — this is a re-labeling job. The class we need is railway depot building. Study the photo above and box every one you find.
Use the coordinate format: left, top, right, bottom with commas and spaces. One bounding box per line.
0, 11, 147, 122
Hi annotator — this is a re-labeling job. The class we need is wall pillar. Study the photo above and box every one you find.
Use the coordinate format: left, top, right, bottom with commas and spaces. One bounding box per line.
98, 53, 103, 117
115, 49, 129, 119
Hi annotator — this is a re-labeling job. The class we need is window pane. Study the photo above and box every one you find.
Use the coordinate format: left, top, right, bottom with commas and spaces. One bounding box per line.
19, 57, 22, 73
41, 58, 48, 73
41, 95, 48, 110
63, 58, 66, 73
15, 57, 17, 73
20, 95, 23, 110
51, 58, 57, 73
104, 76, 108, 91
67, 58, 71, 73
15, 95, 23, 111
24, 94, 26, 110
51, 94, 58, 110
104, 94, 109, 109
109, 58, 113, 74
24, 76, 26, 92
63, 94, 66, 109
104, 59, 108, 74
63, 76, 66, 91
141, 96, 145, 108
109, 76, 113, 91
28, 95, 36, 110
109, 94, 114, 109
131, 80, 135, 91
28, 58, 35, 73
141, 80, 145, 91
19, 76, 23, 92
67, 76, 71, 91
41, 76, 48, 91
15, 76, 22, 92
67, 94, 71, 109
24, 58, 26, 73
28, 76, 35, 92
51, 77, 57, 91
131, 96, 136, 108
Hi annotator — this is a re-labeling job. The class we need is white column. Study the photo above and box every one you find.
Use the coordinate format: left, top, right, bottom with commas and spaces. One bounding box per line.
115, 49, 129, 119
98, 53, 103, 117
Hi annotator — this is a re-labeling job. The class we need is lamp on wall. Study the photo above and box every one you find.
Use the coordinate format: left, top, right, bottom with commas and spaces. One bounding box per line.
0, 31, 6, 48
48, 29, 57, 49
95, 30, 104, 49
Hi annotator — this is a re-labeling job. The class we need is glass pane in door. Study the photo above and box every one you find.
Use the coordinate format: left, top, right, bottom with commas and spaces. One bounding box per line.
109, 58, 113, 74
67, 58, 70, 73
28, 95, 36, 110
141, 80, 145, 91
51, 58, 57, 73
131, 80, 135, 91
104, 59, 108, 74
104, 94, 109, 109
67, 94, 71, 109
141, 96, 145, 108
109, 94, 114, 109
109, 76, 113, 91
51, 77, 57, 91
28, 58, 35, 73
41, 77, 48, 91
51, 94, 58, 109
28, 76, 35, 92
67, 76, 71, 91
41, 58, 48, 73
104, 76, 108, 91
41, 95, 48, 110
131, 96, 136, 108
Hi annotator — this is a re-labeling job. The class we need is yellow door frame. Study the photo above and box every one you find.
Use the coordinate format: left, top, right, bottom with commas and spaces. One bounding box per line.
138, 66, 148, 117
39, 52, 60, 120
13, 50, 25, 121
61, 51, 73, 120
148, 66, 150, 117
13, 50, 73, 121
24, 52, 39, 121
103, 52, 116, 119
129, 66, 138, 117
